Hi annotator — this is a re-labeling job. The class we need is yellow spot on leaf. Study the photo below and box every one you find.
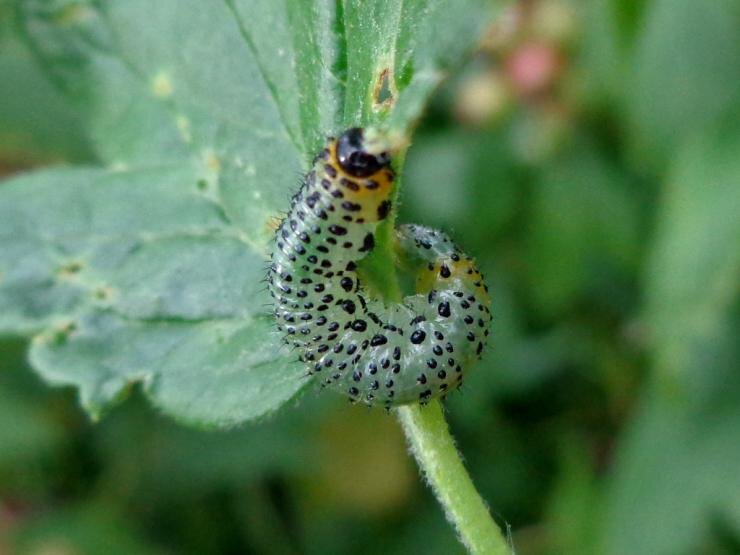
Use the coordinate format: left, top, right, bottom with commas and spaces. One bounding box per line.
152, 71, 174, 98
176, 115, 192, 143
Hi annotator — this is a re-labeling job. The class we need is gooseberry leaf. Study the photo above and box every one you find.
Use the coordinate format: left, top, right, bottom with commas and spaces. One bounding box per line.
0, 0, 496, 425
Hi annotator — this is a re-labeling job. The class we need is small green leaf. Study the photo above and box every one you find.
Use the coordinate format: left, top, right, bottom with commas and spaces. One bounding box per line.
1, 0, 496, 424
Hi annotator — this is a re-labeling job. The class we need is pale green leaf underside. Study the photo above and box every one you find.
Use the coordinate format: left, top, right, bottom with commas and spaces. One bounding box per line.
1, 0, 495, 425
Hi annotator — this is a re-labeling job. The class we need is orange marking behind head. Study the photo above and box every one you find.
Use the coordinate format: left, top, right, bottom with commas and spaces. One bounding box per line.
325, 139, 395, 224
416, 258, 491, 307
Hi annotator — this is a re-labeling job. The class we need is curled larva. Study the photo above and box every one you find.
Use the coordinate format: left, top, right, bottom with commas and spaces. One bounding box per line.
268, 128, 491, 408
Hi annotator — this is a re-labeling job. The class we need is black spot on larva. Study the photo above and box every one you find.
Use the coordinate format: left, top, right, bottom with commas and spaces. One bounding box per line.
296, 290, 307, 298
433, 345, 443, 356
321, 294, 334, 303
410, 315, 426, 326
340, 178, 360, 191
329, 224, 347, 236
298, 231, 310, 243
314, 283, 325, 293
392, 363, 401, 374
324, 164, 337, 178
368, 362, 378, 374
477, 342, 484, 355
371, 380, 379, 390
341, 300, 356, 314
393, 346, 401, 360
359, 233, 375, 252
331, 189, 344, 199
426, 359, 437, 369
466, 331, 475, 341
352, 371, 362, 382
317, 245, 329, 253
410, 330, 427, 344
305, 191, 320, 208
345, 261, 357, 271
434, 331, 444, 341
417, 374, 427, 384
386, 379, 394, 387
381, 358, 390, 369
333, 343, 344, 353
377, 200, 392, 220
439, 264, 451, 278
349, 386, 359, 396
328, 322, 340, 332
341, 201, 361, 212
464, 315, 474, 324
370, 334, 388, 346
438, 301, 451, 318
340, 277, 354, 292
351, 319, 367, 332
437, 370, 447, 379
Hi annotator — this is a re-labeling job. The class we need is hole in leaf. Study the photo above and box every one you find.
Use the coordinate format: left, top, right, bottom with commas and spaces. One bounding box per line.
373, 68, 395, 109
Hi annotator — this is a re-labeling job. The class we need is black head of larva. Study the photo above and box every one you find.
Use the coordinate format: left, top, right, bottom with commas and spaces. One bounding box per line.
336, 128, 390, 178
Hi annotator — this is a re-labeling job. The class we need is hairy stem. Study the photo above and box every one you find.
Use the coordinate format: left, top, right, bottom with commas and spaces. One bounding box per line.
397, 401, 512, 555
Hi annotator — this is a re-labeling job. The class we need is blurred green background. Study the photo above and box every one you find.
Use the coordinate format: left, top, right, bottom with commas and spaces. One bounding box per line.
1, 1, 738, 554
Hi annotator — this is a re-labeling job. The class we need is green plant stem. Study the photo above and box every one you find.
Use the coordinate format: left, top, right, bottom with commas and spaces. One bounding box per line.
397, 401, 511, 555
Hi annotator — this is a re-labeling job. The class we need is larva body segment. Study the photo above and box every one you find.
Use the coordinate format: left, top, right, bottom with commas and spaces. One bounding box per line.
268, 128, 491, 408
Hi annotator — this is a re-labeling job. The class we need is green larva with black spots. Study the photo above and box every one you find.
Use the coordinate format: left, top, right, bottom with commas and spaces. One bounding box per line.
268, 128, 491, 408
